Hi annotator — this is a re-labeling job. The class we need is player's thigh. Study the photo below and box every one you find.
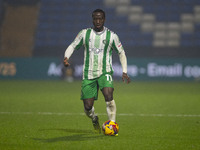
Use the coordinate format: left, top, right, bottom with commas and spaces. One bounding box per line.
101, 87, 114, 101
98, 73, 114, 90
81, 79, 98, 100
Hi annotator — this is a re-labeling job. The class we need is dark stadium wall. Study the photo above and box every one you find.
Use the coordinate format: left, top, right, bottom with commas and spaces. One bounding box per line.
0, 0, 40, 57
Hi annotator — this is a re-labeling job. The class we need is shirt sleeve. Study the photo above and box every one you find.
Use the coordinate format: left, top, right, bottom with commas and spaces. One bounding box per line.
112, 33, 124, 54
64, 30, 84, 59
119, 51, 127, 73
71, 29, 84, 49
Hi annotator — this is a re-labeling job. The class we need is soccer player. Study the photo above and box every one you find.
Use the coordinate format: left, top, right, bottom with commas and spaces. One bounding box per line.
64, 9, 130, 133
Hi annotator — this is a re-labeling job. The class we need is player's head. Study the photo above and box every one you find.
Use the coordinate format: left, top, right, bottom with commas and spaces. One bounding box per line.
92, 9, 105, 19
92, 9, 105, 32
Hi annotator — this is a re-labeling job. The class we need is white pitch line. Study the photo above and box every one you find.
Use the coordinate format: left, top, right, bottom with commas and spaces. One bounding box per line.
118, 113, 200, 117
0, 112, 200, 117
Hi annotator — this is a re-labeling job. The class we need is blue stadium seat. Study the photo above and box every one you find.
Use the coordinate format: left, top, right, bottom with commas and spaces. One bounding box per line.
33, 0, 200, 57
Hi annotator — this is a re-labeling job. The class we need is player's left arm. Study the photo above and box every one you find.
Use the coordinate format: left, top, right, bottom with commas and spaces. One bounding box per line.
119, 51, 131, 84
113, 33, 131, 84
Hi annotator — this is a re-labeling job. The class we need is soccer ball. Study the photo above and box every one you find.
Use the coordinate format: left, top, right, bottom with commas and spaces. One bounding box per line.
102, 120, 119, 136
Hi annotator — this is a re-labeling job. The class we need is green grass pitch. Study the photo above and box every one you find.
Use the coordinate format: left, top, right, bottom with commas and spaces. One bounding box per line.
0, 80, 200, 150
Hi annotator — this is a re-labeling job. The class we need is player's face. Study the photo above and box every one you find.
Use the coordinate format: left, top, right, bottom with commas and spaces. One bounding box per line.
92, 12, 105, 32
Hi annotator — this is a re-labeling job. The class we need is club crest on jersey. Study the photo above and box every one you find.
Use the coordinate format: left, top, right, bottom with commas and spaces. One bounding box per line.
103, 39, 108, 45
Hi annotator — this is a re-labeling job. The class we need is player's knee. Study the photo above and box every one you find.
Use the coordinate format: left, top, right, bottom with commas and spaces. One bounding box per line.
83, 98, 94, 111
84, 103, 93, 111
104, 94, 113, 102
102, 87, 114, 102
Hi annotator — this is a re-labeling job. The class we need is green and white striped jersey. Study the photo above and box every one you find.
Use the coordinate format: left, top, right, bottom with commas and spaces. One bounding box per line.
69, 27, 124, 80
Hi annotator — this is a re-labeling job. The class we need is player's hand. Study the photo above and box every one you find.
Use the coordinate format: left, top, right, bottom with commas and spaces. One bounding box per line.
122, 72, 131, 84
63, 57, 70, 67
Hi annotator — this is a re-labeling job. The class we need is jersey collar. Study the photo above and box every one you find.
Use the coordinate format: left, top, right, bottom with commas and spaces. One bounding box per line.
93, 26, 106, 35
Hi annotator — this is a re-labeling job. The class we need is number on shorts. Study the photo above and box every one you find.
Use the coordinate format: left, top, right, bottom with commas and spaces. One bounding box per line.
105, 74, 113, 81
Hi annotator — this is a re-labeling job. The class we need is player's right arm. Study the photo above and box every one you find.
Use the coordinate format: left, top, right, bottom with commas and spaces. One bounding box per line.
63, 30, 84, 67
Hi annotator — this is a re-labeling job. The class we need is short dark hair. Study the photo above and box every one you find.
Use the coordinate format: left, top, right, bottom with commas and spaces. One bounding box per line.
92, 9, 105, 18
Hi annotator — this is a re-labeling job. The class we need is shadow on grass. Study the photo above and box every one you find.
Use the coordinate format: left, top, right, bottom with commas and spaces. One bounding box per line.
32, 128, 104, 143
38, 128, 94, 134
